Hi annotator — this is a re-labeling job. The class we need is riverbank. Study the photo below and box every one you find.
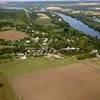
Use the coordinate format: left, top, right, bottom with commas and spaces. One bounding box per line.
60, 12, 100, 33
55, 12, 100, 39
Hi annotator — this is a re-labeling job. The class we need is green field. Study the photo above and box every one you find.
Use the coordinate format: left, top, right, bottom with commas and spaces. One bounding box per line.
0, 57, 77, 76
34, 14, 57, 26
34, 18, 57, 26
0, 19, 25, 25
0, 73, 17, 100
0, 9, 28, 25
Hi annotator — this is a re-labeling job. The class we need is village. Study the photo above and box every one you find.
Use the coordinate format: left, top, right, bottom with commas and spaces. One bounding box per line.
0, 1, 100, 100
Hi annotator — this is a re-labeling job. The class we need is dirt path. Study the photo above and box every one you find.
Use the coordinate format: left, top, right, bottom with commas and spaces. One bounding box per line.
9, 58, 100, 100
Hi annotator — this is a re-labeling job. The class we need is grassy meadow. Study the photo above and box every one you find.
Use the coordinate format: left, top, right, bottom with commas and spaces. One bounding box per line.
0, 56, 77, 76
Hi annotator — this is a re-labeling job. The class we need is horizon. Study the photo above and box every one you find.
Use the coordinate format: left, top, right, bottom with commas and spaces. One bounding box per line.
0, 0, 99, 2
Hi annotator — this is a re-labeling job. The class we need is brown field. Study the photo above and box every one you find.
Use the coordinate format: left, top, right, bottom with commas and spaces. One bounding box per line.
9, 58, 100, 100
0, 30, 29, 40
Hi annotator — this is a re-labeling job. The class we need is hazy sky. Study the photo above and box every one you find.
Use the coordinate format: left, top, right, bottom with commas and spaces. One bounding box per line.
0, 0, 99, 2
0, 0, 97, 2
1, 0, 80, 1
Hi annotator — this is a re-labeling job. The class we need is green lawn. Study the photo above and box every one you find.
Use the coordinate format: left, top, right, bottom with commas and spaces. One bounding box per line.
0, 73, 17, 100
0, 56, 77, 76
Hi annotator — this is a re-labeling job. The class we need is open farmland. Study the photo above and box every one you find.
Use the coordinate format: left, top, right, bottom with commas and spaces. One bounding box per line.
0, 73, 17, 100
0, 57, 77, 76
0, 9, 28, 25
34, 13, 57, 26
0, 30, 29, 41
9, 58, 100, 100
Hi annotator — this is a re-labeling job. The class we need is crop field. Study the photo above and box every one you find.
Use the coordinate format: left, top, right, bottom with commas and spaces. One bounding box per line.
0, 9, 28, 25
0, 30, 29, 41
9, 58, 100, 100
0, 73, 17, 100
0, 19, 25, 25
34, 13, 57, 26
0, 56, 77, 76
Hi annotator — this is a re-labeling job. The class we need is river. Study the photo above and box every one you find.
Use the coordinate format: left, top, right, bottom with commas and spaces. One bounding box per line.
3, 6, 100, 39
56, 13, 100, 39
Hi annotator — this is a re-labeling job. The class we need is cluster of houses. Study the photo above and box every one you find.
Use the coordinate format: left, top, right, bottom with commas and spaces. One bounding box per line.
15, 35, 100, 60
14, 27, 99, 60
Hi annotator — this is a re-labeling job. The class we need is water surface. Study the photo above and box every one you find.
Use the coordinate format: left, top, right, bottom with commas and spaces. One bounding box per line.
57, 13, 100, 39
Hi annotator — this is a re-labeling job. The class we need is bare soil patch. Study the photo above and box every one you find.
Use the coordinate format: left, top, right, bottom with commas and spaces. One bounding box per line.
0, 30, 29, 40
9, 58, 100, 100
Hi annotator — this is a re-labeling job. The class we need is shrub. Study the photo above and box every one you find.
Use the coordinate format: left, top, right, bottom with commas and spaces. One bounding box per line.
77, 53, 96, 60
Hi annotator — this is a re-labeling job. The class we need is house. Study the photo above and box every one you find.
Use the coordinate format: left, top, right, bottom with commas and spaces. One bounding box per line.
25, 40, 30, 43
92, 49, 98, 53
32, 30, 35, 33
58, 18, 62, 22
20, 55, 27, 60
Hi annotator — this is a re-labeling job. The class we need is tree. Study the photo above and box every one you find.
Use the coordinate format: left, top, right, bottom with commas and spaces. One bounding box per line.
78, 36, 92, 53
